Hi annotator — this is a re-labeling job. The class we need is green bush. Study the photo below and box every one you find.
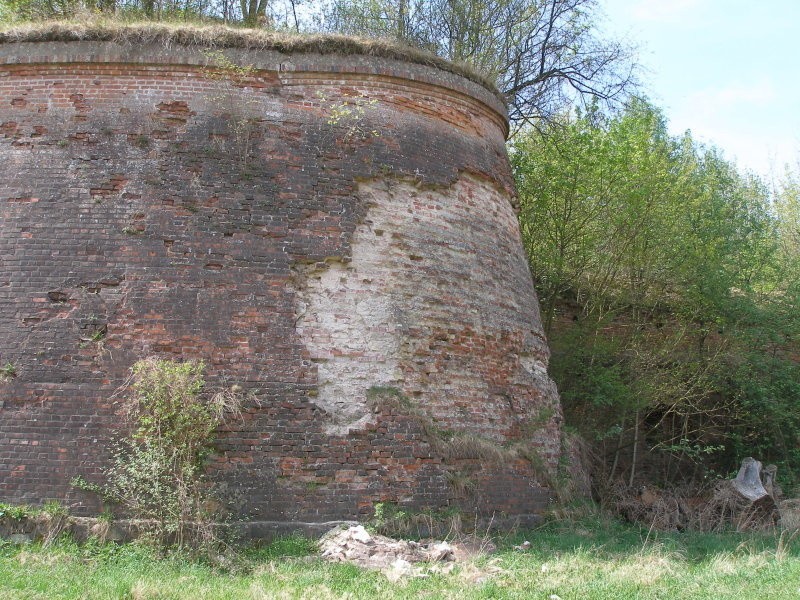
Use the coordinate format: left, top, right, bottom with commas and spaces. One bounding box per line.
76, 358, 243, 548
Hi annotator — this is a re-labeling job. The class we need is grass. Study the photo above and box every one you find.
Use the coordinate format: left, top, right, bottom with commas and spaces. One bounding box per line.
2, 515, 800, 599
0, 362, 16, 381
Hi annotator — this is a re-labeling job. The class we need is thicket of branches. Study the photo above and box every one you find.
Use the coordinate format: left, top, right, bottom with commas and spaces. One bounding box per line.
321, 0, 634, 128
0, 0, 301, 27
514, 100, 800, 494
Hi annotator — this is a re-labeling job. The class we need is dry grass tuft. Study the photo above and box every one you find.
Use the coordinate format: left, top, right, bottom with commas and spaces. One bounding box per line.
438, 434, 507, 464
608, 480, 780, 532
0, 19, 502, 99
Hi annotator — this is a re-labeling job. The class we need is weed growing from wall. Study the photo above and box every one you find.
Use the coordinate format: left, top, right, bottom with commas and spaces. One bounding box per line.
0, 362, 16, 381
0, 501, 68, 546
368, 502, 466, 539
316, 91, 380, 143
74, 358, 244, 549
0, 502, 34, 521
202, 49, 260, 173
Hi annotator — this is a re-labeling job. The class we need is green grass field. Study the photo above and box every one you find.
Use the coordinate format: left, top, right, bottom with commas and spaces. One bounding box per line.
2, 516, 800, 599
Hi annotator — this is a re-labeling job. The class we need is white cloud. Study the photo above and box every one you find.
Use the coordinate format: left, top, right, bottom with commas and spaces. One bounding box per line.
682, 126, 797, 179
667, 80, 794, 177
683, 80, 777, 112
629, 0, 706, 22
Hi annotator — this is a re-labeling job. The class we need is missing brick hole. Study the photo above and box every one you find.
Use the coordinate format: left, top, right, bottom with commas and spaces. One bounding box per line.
47, 291, 69, 303
79, 323, 107, 343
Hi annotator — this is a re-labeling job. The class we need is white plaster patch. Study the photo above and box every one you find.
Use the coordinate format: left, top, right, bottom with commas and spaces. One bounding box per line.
294, 226, 403, 435
295, 174, 560, 447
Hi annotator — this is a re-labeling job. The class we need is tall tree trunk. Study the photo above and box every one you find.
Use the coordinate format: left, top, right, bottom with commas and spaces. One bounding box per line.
290, 0, 299, 32
241, 0, 268, 27
397, 0, 407, 40
629, 410, 640, 487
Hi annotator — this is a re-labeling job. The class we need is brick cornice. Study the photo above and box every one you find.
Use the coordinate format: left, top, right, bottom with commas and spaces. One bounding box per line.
0, 40, 509, 138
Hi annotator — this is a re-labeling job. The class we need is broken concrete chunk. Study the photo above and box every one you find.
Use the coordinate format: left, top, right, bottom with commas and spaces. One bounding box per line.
732, 457, 770, 502
349, 524, 372, 544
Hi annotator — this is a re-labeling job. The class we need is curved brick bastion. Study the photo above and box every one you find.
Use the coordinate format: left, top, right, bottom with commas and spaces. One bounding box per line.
0, 33, 562, 527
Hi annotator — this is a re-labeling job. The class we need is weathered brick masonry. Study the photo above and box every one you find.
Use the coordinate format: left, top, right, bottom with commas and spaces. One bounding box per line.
0, 38, 562, 524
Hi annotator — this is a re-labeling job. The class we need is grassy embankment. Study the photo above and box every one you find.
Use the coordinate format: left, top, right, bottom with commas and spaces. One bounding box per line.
2, 515, 800, 599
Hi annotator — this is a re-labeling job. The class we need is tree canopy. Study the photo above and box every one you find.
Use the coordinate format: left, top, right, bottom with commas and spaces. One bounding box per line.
514, 100, 800, 490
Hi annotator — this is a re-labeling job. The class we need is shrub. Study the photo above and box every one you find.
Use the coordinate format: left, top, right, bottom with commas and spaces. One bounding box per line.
77, 358, 243, 548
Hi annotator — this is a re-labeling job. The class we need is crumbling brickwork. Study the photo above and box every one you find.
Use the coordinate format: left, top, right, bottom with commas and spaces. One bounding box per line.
0, 40, 562, 524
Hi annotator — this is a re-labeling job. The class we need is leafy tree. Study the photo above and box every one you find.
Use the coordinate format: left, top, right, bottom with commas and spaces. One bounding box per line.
774, 165, 800, 317
513, 100, 680, 331
513, 100, 800, 491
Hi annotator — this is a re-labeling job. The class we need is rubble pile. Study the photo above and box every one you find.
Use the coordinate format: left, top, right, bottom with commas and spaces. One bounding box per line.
319, 525, 454, 568
318, 524, 501, 579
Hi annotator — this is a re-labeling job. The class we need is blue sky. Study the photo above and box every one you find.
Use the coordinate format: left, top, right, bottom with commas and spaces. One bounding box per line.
600, 0, 800, 180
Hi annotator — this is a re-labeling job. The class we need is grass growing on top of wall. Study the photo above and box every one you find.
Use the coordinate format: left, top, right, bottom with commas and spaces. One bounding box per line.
3, 515, 800, 599
0, 18, 502, 100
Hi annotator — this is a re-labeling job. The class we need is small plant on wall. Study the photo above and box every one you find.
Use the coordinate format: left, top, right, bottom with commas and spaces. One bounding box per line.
316, 90, 381, 143
0, 362, 16, 381
201, 49, 260, 173
74, 358, 244, 549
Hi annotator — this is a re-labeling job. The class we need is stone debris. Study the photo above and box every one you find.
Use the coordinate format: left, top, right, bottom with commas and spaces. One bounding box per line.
383, 558, 418, 582
513, 540, 531, 551
320, 525, 468, 578
732, 457, 772, 502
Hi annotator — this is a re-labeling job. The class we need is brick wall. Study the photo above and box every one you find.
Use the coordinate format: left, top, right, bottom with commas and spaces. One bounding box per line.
0, 41, 562, 523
